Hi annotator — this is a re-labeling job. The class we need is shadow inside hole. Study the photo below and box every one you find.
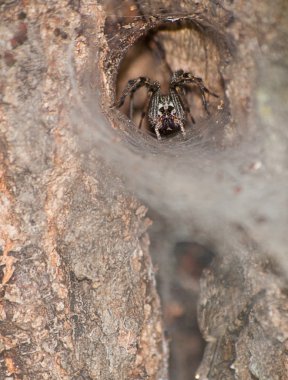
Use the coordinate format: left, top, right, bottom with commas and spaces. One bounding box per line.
115, 21, 229, 144
161, 242, 214, 380
149, 238, 214, 380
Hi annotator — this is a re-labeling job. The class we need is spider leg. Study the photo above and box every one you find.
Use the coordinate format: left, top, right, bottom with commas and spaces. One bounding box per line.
199, 86, 210, 115
129, 92, 134, 120
194, 76, 219, 98
174, 87, 195, 124
178, 120, 186, 137
171, 71, 218, 115
138, 91, 153, 129
116, 77, 160, 108
154, 121, 162, 140
138, 111, 145, 130
194, 77, 219, 115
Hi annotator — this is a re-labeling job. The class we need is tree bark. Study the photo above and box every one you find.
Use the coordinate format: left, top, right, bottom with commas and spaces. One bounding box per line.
0, 2, 167, 379
1, 1, 288, 380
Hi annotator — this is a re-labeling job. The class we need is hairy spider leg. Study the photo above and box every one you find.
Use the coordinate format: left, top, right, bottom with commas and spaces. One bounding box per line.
180, 121, 186, 137
175, 117, 186, 137
171, 71, 218, 116
194, 76, 218, 115
197, 83, 210, 114
138, 91, 153, 130
116, 77, 160, 108
173, 86, 196, 124
154, 121, 162, 140
129, 92, 134, 120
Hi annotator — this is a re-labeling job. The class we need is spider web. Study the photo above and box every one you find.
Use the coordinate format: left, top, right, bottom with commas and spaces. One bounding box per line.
70, 1, 288, 277
68, 2, 288, 378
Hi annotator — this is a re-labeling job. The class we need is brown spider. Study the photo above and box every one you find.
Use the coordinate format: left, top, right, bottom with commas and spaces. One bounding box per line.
116, 70, 218, 140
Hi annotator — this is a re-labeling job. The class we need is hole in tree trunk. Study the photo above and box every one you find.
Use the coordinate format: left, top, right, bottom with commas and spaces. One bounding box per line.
112, 18, 233, 149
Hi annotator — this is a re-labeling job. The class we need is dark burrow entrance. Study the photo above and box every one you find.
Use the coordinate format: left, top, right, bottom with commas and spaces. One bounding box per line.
155, 240, 214, 380
115, 21, 231, 148
168, 242, 214, 380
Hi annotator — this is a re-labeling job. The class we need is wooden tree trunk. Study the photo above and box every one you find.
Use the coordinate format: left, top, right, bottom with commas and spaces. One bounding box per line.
0, 2, 167, 379
1, 1, 288, 380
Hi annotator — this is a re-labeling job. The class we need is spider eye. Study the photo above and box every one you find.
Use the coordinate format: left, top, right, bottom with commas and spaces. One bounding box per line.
168, 105, 174, 112
159, 107, 165, 113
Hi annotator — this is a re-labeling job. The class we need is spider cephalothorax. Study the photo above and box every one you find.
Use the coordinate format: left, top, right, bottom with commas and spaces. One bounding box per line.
116, 70, 218, 140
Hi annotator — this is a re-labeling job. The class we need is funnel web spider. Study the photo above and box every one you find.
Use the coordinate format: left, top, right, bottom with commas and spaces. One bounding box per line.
116, 70, 218, 140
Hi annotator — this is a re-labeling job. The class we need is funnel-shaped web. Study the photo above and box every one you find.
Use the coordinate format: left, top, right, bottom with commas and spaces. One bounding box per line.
70, 4, 288, 273
69, 2, 288, 378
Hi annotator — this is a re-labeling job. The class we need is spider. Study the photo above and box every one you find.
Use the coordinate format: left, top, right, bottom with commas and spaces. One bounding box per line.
116, 69, 218, 140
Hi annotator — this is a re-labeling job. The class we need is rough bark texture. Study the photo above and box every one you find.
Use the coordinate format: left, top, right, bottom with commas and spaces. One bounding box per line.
1, 1, 288, 380
0, 2, 167, 380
